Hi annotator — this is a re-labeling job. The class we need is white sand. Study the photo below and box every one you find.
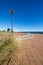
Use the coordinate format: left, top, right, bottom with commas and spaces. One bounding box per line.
15, 34, 33, 41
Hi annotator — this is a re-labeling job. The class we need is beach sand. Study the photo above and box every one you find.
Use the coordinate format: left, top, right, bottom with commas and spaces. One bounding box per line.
0, 32, 43, 65
9, 33, 43, 65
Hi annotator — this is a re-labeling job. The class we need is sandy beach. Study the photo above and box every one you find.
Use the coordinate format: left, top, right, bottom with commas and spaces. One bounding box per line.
8, 33, 43, 65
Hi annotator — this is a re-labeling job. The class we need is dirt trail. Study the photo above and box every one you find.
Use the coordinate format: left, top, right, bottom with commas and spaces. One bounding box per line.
9, 34, 43, 65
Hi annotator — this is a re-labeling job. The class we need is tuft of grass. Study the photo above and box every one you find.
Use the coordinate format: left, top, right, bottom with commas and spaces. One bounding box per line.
0, 36, 17, 65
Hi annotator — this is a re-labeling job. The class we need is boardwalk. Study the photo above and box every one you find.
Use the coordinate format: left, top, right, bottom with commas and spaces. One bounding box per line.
9, 34, 43, 65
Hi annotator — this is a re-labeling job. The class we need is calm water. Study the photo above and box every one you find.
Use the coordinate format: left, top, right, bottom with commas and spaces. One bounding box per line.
21, 32, 43, 34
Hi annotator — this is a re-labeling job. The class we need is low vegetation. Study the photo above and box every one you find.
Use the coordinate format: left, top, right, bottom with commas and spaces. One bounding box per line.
0, 35, 17, 65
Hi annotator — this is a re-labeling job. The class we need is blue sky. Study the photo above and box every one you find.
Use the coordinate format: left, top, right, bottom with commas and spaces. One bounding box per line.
0, 0, 43, 31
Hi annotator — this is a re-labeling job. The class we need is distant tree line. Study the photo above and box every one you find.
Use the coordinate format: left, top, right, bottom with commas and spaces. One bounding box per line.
0, 28, 10, 32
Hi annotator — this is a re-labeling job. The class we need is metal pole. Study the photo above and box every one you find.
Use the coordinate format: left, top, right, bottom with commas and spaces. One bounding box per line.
11, 13, 13, 33
10, 9, 14, 34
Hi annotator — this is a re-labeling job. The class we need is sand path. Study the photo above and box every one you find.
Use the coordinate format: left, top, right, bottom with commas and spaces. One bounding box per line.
9, 34, 43, 65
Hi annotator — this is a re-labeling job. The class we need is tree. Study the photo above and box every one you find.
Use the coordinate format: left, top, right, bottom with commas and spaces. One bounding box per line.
7, 28, 10, 32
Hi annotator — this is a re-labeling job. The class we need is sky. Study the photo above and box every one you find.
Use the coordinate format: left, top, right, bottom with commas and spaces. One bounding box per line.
0, 0, 43, 32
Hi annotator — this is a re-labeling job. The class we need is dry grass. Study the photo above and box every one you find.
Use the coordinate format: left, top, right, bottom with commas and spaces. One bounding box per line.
0, 32, 17, 65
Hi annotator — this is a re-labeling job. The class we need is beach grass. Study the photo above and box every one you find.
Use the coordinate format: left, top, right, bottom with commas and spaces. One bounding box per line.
0, 35, 17, 65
